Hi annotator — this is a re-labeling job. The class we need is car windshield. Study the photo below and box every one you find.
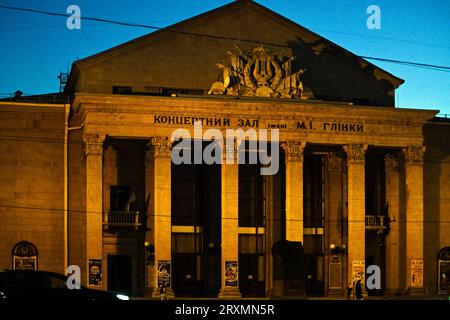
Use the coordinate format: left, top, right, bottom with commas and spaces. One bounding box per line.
46, 275, 67, 289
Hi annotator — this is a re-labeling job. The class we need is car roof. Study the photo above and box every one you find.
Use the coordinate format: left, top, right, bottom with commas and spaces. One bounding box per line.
0, 270, 67, 278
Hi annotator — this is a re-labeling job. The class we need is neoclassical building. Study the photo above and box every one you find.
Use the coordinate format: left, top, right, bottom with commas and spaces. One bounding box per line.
1, 0, 449, 298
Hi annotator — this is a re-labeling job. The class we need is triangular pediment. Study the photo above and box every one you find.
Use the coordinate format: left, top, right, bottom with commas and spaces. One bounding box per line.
67, 0, 403, 106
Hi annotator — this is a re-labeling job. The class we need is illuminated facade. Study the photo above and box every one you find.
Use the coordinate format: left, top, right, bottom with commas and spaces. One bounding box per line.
1, 0, 449, 298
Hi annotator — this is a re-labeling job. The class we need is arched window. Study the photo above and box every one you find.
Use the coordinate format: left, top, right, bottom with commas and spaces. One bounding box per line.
12, 241, 38, 271
438, 247, 450, 294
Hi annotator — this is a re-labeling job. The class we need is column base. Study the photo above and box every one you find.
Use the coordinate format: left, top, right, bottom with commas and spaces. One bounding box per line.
384, 288, 403, 297
151, 287, 175, 299
405, 287, 425, 296
218, 287, 242, 299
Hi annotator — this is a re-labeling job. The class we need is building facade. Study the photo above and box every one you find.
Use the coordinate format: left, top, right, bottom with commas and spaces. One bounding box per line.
1, 0, 449, 298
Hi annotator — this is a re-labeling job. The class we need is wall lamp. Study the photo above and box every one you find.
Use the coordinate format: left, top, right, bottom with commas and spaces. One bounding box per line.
330, 242, 346, 254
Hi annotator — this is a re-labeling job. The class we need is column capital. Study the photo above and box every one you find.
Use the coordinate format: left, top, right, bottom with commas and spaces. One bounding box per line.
222, 138, 238, 162
281, 141, 306, 162
402, 146, 426, 165
83, 133, 105, 157
149, 136, 172, 158
343, 144, 368, 164
385, 153, 401, 172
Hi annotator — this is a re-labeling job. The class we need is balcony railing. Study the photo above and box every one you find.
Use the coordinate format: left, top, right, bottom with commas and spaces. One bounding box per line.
104, 211, 141, 230
365, 215, 387, 230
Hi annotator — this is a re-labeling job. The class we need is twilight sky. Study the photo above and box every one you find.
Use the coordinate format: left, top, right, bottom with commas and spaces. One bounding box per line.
0, 0, 449, 114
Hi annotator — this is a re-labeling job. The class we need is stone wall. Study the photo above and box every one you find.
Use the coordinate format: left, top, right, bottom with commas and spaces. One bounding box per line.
0, 102, 66, 274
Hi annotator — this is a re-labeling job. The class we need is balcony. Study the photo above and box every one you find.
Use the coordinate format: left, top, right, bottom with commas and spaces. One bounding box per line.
104, 210, 141, 230
365, 215, 387, 231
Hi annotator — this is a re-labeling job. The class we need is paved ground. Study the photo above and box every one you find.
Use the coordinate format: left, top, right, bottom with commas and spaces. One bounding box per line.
132, 295, 449, 300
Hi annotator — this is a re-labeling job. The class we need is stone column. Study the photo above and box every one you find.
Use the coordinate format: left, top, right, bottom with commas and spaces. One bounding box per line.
384, 153, 402, 295
83, 133, 105, 288
218, 139, 241, 298
403, 146, 426, 294
148, 137, 174, 298
343, 144, 367, 287
282, 142, 306, 243
144, 143, 155, 296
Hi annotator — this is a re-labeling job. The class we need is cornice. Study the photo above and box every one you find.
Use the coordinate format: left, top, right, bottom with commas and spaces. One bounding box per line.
72, 93, 437, 126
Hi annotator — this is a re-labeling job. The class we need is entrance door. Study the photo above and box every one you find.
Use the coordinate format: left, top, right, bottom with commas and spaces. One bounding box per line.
239, 253, 265, 297
172, 254, 198, 297
107, 255, 132, 295
305, 253, 325, 296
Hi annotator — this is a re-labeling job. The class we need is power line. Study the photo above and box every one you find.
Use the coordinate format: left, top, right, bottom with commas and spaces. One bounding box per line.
1, 204, 450, 224
0, 4, 449, 73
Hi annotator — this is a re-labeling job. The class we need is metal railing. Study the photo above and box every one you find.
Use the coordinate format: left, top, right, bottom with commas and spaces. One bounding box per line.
365, 215, 386, 230
104, 211, 141, 230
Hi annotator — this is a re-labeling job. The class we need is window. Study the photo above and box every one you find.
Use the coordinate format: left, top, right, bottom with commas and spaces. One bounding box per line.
239, 161, 265, 227
303, 155, 325, 228
112, 86, 132, 95
110, 186, 130, 211
46, 275, 67, 289
171, 140, 215, 226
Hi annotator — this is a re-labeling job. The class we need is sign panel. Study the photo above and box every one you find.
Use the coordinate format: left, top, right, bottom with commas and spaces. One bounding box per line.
225, 261, 238, 287
410, 260, 423, 287
88, 259, 102, 287
13, 257, 36, 271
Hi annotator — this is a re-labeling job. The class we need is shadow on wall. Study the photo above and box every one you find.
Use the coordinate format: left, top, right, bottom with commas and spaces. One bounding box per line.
423, 124, 449, 294
286, 37, 395, 106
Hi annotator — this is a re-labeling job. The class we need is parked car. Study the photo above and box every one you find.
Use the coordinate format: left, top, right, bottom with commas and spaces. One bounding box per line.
0, 270, 129, 301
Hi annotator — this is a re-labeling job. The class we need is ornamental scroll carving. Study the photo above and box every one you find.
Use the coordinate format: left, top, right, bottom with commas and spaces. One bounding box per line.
222, 138, 238, 163
281, 141, 306, 162
208, 45, 314, 99
403, 146, 426, 164
150, 136, 172, 158
83, 133, 105, 157
343, 144, 368, 163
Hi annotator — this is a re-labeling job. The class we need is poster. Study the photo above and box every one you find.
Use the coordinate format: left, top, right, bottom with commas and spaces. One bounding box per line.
410, 260, 423, 287
225, 261, 238, 287
352, 260, 365, 288
158, 260, 171, 287
438, 261, 450, 294
88, 259, 102, 287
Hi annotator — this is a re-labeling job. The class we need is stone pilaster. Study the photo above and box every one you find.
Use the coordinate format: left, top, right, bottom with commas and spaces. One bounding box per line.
343, 144, 367, 288
218, 138, 241, 298
148, 136, 174, 298
402, 146, 425, 295
384, 153, 403, 295
83, 133, 105, 288
281, 141, 306, 243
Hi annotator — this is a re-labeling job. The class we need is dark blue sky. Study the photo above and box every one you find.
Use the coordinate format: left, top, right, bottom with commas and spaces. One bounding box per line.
0, 0, 449, 114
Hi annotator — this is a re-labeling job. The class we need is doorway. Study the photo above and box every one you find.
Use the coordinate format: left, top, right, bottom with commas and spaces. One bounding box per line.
107, 255, 132, 296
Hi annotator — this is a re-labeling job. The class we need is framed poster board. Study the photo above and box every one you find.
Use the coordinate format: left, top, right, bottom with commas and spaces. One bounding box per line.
158, 260, 171, 288
352, 260, 365, 287
410, 260, 423, 287
88, 259, 103, 287
225, 261, 238, 287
